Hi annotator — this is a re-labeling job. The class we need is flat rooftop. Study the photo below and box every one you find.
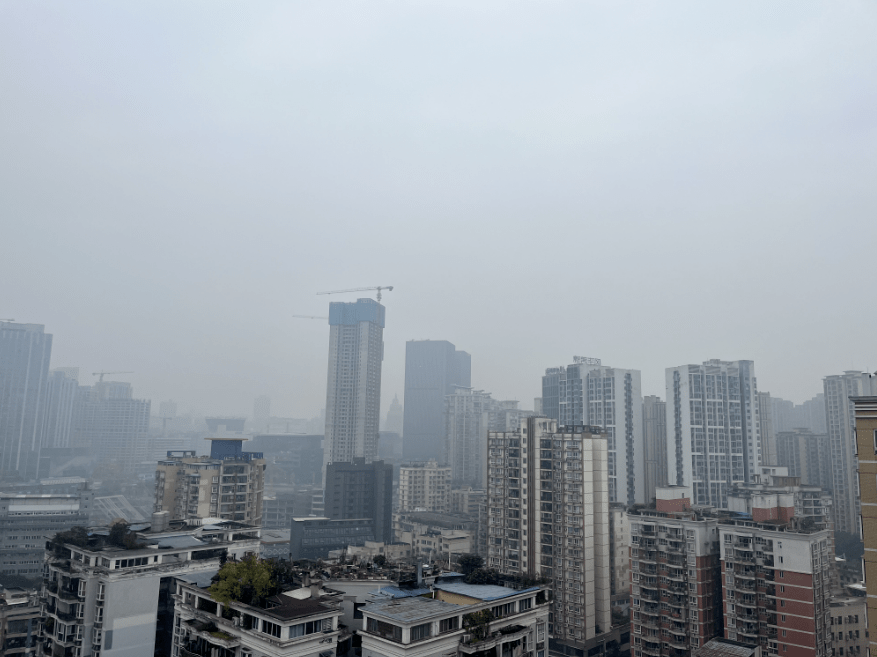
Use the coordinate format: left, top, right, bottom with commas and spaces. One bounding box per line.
364, 596, 462, 623
433, 582, 540, 602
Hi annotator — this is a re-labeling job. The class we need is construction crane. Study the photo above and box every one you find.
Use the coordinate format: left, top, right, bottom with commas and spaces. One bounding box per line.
92, 371, 133, 383
292, 315, 328, 320
316, 285, 394, 302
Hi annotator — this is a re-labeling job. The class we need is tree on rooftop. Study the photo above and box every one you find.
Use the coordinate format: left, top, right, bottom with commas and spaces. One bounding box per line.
464, 568, 500, 585
209, 555, 276, 607
372, 555, 387, 568
457, 554, 483, 575
50, 527, 89, 555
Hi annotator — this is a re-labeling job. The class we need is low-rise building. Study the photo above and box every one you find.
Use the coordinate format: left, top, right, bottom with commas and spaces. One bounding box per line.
290, 517, 376, 561
42, 518, 260, 657
828, 597, 867, 657
173, 572, 343, 657
0, 586, 41, 656
332, 541, 413, 563
360, 582, 550, 657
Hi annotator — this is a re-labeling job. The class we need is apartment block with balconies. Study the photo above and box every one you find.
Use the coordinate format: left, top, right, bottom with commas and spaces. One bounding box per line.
629, 486, 723, 657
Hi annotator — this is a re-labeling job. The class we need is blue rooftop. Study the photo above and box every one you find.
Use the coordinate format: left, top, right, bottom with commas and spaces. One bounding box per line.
368, 586, 432, 599
433, 582, 541, 602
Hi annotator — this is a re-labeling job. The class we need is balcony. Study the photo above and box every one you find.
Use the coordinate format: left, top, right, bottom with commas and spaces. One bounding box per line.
459, 624, 529, 655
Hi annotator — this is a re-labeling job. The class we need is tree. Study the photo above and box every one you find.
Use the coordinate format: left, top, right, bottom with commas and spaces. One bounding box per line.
50, 527, 89, 556
835, 531, 864, 561
464, 568, 500, 585
107, 521, 142, 549
463, 609, 494, 642
373, 555, 387, 568
457, 554, 483, 575
209, 555, 276, 607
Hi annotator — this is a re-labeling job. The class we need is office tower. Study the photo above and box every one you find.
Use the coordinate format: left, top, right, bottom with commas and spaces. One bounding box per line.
445, 388, 528, 489
775, 429, 832, 491
398, 460, 451, 513
541, 358, 645, 504
324, 458, 393, 543
488, 418, 611, 646
0, 483, 93, 579
0, 322, 53, 481
758, 391, 777, 465
41, 368, 79, 449
629, 487, 723, 657
719, 511, 833, 657
665, 359, 760, 509
852, 395, 877, 657
643, 395, 667, 504
72, 381, 151, 471
402, 340, 470, 462
43, 519, 260, 657
154, 437, 266, 524
824, 372, 876, 534
385, 393, 403, 435
323, 299, 385, 473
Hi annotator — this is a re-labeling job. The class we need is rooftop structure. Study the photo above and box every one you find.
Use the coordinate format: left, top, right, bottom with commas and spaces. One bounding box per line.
173, 570, 343, 657
360, 581, 549, 657
42, 518, 260, 657
695, 638, 761, 657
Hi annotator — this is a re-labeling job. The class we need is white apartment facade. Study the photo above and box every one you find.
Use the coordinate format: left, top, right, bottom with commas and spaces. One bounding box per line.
487, 417, 611, 644
665, 360, 760, 509
398, 461, 451, 514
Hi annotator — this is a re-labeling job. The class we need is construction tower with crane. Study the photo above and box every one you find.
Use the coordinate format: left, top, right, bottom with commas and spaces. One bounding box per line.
319, 286, 393, 479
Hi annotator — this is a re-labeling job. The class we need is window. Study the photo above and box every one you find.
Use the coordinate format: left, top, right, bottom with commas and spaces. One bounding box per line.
366, 618, 402, 642
410, 623, 432, 642
782, 615, 786, 622
261, 621, 282, 638
520, 597, 533, 612
440, 617, 459, 633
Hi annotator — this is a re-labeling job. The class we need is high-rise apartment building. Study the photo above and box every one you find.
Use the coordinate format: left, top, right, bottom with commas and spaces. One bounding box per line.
324, 458, 393, 544
402, 340, 470, 462
542, 358, 645, 504
851, 395, 877, 657
72, 381, 151, 471
323, 299, 385, 473
445, 389, 528, 489
154, 437, 266, 524
40, 368, 79, 449
0, 322, 53, 481
398, 460, 451, 513
771, 394, 828, 435
628, 487, 723, 657
775, 429, 831, 492
643, 396, 668, 504
719, 517, 833, 657
487, 418, 611, 646
758, 391, 778, 466
665, 360, 760, 509
824, 372, 877, 534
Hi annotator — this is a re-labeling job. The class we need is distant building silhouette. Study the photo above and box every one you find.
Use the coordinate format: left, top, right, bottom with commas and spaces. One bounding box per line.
402, 340, 470, 462
384, 393, 403, 435
0, 322, 53, 481
642, 395, 667, 503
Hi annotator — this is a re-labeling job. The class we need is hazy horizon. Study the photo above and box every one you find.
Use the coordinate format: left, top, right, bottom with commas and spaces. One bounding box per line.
3, 2, 876, 418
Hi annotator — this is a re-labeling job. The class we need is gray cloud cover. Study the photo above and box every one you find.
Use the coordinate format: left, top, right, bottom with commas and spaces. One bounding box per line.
2, 1, 875, 416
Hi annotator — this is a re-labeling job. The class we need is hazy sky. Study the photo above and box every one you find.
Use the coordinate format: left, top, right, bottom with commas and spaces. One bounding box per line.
3, 2, 876, 418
